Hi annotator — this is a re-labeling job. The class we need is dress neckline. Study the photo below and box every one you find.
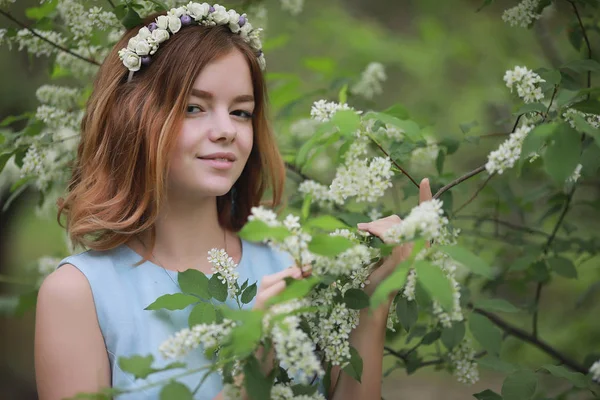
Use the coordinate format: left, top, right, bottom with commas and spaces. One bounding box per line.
118, 237, 248, 279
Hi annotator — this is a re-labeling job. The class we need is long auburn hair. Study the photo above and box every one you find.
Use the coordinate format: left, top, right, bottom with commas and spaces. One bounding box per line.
58, 15, 286, 253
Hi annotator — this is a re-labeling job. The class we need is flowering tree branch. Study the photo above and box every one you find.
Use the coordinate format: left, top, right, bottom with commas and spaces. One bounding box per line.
0, 10, 100, 66
453, 215, 551, 237
367, 134, 420, 188
432, 164, 486, 200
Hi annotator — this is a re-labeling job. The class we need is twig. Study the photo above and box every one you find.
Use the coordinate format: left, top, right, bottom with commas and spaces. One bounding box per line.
453, 215, 550, 237
367, 133, 420, 188
0, 10, 100, 66
568, 0, 592, 99
452, 172, 496, 215
433, 165, 486, 200
473, 307, 586, 374
284, 161, 319, 183
543, 85, 558, 122
106, 0, 116, 8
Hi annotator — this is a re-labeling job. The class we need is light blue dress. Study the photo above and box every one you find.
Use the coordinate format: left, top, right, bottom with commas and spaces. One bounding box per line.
58, 238, 295, 399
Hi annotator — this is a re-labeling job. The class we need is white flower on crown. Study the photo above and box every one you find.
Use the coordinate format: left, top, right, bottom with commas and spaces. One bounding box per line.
156, 15, 169, 30
211, 4, 230, 25
167, 15, 182, 33
135, 40, 151, 56
227, 10, 241, 33
186, 2, 210, 20
152, 28, 170, 44
169, 6, 187, 18
137, 27, 152, 40
119, 49, 141, 71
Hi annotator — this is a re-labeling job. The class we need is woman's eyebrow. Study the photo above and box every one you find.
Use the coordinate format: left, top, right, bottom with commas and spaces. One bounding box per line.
190, 88, 254, 103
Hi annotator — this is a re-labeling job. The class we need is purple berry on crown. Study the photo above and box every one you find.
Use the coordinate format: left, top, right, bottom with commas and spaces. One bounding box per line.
209, 6, 215, 13
180, 15, 192, 25
148, 22, 158, 32
141, 56, 152, 65
238, 16, 246, 27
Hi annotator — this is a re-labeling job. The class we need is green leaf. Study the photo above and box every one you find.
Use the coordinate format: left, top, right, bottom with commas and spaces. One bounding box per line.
342, 346, 363, 383
440, 321, 465, 350
474, 298, 521, 313
547, 257, 577, 279
308, 234, 354, 256
238, 220, 291, 242
241, 283, 258, 304
144, 293, 198, 311
569, 113, 600, 147
561, 59, 600, 74
226, 314, 263, 358
544, 123, 581, 185
382, 103, 410, 120
343, 289, 370, 310
396, 297, 418, 332
338, 84, 348, 104
25, 0, 58, 20
121, 6, 143, 29
509, 250, 540, 271
514, 102, 546, 116
119, 355, 154, 380
364, 112, 421, 141
160, 381, 193, 400
266, 276, 320, 306
178, 269, 210, 299
415, 261, 454, 311
421, 330, 441, 345
208, 274, 228, 302
305, 215, 349, 231
473, 389, 503, 400
370, 260, 410, 309
301, 195, 312, 223
188, 302, 217, 327
571, 99, 600, 115
501, 370, 537, 400
439, 245, 493, 278
330, 109, 360, 136
469, 314, 502, 355
243, 355, 273, 400
541, 364, 589, 388
477, 355, 518, 373
290, 383, 319, 396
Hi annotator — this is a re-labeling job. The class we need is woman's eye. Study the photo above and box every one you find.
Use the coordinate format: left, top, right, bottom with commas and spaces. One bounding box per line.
186, 105, 202, 114
232, 110, 254, 119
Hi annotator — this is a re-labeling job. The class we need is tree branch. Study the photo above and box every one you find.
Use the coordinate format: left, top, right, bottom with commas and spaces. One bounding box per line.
453, 215, 551, 237
367, 133, 420, 188
473, 307, 586, 374
452, 172, 496, 215
106, 0, 116, 8
568, 0, 592, 99
0, 10, 100, 66
433, 165, 486, 200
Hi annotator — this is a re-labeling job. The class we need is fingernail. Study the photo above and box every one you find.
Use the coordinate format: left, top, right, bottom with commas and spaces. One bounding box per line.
357, 223, 366, 228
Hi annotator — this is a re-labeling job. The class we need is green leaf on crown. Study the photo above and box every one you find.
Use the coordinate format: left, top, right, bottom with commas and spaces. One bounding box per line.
469, 313, 503, 355
118, 354, 185, 380
144, 293, 198, 311
159, 381, 193, 400
178, 269, 210, 299
238, 219, 291, 242
501, 370, 537, 400
439, 245, 493, 278
308, 234, 354, 256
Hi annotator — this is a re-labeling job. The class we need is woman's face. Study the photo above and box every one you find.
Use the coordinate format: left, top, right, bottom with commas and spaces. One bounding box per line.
168, 48, 255, 200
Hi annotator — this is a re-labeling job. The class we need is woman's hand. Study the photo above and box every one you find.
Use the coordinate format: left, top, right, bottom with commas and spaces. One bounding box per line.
357, 178, 433, 302
252, 265, 308, 310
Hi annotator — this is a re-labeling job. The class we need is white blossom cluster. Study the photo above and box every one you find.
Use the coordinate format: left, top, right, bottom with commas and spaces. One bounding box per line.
272, 316, 324, 385
262, 299, 311, 332
386, 300, 399, 331
403, 268, 418, 300
289, 118, 319, 139
55, 44, 103, 79
503, 66, 545, 104
280, 0, 304, 16
485, 124, 534, 175
13, 29, 67, 57
0, 0, 16, 8
567, 164, 582, 184
350, 62, 387, 100
36, 105, 83, 131
308, 302, 358, 366
207, 249, 240, 297
410, 139, 440, 171
383, 199, 449, 243
502, 0, 541, 28
310, 100, 355, 123
0, 29, 7, 46
563, 108, 600, 129
449, 338, 479, 385
249, 205, 281, 227
20, 143, 54, 191
36, 85, 80, 109
159, 319, 236, 359
271, 384, 326, 400
331, 156, 394, 204
222, 383, 242, 400
313, 244, 373, 277
590, 359, 600, 383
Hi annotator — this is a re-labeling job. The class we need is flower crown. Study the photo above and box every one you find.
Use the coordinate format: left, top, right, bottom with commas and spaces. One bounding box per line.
118, 2, 265, 80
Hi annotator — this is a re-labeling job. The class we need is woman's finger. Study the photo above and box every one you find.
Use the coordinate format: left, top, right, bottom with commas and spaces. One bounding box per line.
254, 280, 287, 310
260, 266, 302, 289
419, 177, 433, 204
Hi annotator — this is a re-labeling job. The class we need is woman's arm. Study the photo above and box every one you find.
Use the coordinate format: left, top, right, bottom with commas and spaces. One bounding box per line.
35, 264, 111, 400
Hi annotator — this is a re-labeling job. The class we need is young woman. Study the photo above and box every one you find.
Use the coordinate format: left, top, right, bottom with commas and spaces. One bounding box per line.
34, 3, 432, 399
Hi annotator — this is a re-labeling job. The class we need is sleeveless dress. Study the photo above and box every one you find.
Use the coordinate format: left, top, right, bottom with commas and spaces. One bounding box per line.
57, 238, 295, 400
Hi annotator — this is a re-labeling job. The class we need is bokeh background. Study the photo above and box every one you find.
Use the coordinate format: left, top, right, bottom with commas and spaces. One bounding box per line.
1, 0, 599, 399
